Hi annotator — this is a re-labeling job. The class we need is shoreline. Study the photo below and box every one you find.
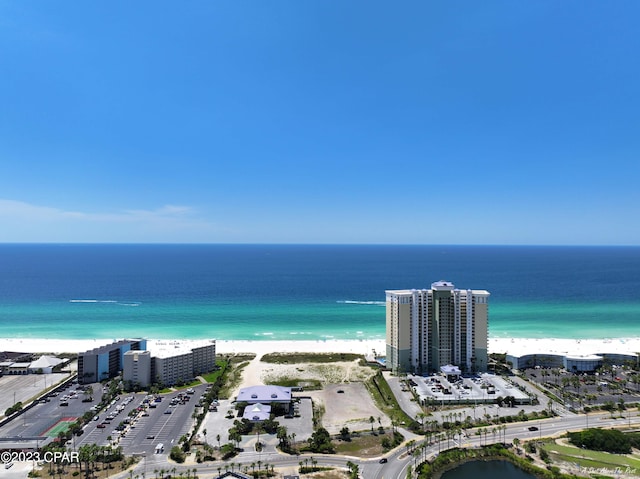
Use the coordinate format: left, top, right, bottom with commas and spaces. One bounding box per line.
2, 336, 640, 357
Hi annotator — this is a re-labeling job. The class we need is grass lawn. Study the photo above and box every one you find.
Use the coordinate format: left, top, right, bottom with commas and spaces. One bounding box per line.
541, 440, 640, 471
365, 372, 415, 428
265, 376, 323, 390
334, 431, 396, 457
200, 360, 227, 383
217, 354, 256, 399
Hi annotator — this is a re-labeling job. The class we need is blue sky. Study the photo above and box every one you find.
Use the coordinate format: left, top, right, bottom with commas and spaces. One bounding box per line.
1, 1, 639, 244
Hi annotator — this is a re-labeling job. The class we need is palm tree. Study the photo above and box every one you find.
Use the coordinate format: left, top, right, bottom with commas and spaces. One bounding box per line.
369, 416, 375, 433
416, 412, 426, 431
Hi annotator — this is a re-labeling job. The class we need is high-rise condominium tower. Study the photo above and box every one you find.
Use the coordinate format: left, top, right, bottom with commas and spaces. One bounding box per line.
386, 281, 489, 374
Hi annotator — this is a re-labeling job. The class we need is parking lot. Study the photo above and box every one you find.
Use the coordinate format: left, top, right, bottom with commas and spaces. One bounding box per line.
522, 366, 640, 410
76, 385, 208, 456
0, 379, 208, 457
0, 380, 103, 449
0, 373, 72, 419
408, 373, 531, 407
199, 396, 314, 451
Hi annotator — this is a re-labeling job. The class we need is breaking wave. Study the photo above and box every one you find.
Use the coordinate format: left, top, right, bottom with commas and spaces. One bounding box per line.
70, 299, 141, 306
337, 300, 385, 306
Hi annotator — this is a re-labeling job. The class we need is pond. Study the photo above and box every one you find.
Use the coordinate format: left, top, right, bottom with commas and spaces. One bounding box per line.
440, 460, 537, 479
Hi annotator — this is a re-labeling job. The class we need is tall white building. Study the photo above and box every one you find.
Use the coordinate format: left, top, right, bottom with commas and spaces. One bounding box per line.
386, 281, 489, 374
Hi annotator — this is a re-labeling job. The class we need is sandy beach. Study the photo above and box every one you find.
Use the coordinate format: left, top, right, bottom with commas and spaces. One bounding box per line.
1, 336, 640, 358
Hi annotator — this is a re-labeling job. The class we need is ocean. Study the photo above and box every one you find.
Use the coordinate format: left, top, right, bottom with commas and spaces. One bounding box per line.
1, 244, 639, 341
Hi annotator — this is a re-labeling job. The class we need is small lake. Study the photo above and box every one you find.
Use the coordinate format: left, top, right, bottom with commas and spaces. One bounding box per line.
440, 460, 537, 479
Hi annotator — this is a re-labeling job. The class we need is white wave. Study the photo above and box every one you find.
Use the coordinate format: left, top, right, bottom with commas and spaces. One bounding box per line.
69, 299, 137, 305
337, 300, 385, 306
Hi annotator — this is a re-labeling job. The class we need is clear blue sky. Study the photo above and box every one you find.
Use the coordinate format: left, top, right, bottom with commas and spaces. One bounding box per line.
1, 1, 639, 244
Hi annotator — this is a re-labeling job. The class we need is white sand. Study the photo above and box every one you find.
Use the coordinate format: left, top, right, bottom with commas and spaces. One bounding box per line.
1, 337, 640, 357
489, 337, 640, 357
0, 338, 386, 357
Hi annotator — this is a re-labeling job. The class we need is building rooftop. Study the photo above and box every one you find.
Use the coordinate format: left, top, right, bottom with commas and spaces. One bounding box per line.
81, 339, 145, 355
29, 355, 64, 369
236, 385, 292, 403
149, 340, 215, 359
242, 403, 271, 421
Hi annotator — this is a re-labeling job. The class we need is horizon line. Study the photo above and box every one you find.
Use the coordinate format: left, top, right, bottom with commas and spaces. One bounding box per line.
0, 242, 639, 248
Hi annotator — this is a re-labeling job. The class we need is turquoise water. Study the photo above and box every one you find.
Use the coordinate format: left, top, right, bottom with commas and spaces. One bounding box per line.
1, 244, 639, 341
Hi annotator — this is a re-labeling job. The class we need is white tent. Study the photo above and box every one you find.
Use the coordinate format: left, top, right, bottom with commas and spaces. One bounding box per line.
29, 355, 64, 374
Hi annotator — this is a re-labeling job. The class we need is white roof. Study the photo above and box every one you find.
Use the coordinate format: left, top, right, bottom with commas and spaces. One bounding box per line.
441, 364, 461, 374
242, 403, 271, 421
30, 355, 64, 369
236, 385, 292, 403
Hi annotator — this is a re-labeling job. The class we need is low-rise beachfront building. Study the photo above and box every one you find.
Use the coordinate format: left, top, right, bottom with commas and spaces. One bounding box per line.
598, 352, 640, 368
6, 362, 31, 375
564, 354, 603, 373
78, 339, 147, 384
505, 353, 565, 370
505, 349, 638, 373
0, 355, 64, 375
235, 385, 293, 417
386, 281, 490, 375
28, 355, 64, 374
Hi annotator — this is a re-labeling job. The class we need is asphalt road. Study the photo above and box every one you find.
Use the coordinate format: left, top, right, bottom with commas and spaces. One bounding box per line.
113, 409, 640, 479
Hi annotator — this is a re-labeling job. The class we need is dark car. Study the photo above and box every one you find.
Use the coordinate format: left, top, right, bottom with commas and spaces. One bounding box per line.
528, 426, 539, 431
379, 458, 388, 464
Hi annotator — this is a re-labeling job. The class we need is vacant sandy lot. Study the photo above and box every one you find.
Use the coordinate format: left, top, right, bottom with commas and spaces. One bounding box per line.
233, 355, 389, 435
308, 382, 391, 435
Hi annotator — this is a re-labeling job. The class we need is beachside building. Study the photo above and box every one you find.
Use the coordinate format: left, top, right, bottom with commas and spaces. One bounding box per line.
78, 339, 147, 384
236, 385, 293, 418
123, 350, 152, 388
121, 340, 216, 388
506, 351, 639, 373
28, 355, 64, 374
386, 281, 490, 374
